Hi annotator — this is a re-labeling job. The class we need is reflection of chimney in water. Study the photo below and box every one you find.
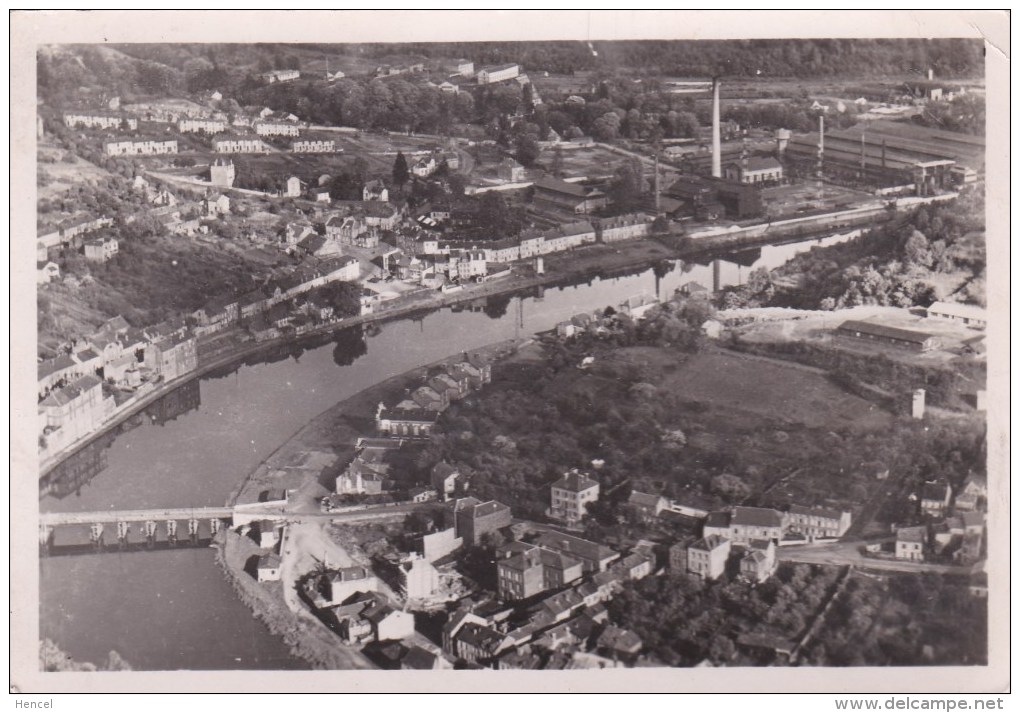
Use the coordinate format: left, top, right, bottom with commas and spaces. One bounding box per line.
712, 78, 722, 179
712, 259, 721, 293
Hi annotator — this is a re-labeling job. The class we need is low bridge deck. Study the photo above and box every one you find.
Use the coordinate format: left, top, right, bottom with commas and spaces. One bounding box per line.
40, 507, 237, 527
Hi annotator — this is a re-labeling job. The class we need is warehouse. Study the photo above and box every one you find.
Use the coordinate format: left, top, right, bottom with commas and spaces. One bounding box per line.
835, 320, 941, 352
785, 120, 983, 193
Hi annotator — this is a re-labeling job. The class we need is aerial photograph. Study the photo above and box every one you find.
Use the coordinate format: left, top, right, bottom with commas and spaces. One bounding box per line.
23, 15, 998, 686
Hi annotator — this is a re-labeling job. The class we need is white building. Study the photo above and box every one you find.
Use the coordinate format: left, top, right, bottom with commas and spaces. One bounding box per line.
213, 136, 267, 154
477, 63, 520, 85
104, 139, 178, 156
178, 117, 226, 134
292, 139, 337, 153
926, 301, 987, 329
63, 111, 137, 131
255, 121, 301, 137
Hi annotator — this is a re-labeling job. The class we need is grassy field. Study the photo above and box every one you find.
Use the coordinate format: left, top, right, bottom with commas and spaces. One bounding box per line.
534, 144, 628, 179
657, 349, 891, 430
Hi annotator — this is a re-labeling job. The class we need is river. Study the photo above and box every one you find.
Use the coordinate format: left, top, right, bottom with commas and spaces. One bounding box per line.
39, 232, 854, 670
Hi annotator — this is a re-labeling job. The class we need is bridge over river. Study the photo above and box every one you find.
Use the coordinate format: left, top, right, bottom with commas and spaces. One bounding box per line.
38, 501, 422, 553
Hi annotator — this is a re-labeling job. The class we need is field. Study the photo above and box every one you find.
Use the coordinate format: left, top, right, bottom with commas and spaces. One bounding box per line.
761, 182, 877, 217
533, 144, 633, 180
601, 346, 892, 432
37, 141, 118, 204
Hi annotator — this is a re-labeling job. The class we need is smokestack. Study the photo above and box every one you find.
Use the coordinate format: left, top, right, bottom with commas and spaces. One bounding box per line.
711, 78, 722, 179
654, 153, 660, 212
817, 114, 825, 177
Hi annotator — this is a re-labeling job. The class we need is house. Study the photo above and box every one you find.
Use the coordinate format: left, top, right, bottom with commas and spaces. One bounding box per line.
38, 374, 114, 449
362, 180, 389, 202
203, 193, 230, 217
412, 155, 437, 178
728, 507, 785, 545
926, 301, 987, 329
615, 551, 655, 581
687, 535, 731, 580
376, 403, 438, 438
895, 526, 927, 561
451, 622, 506, 664
177, 117, 226, 134
438, 81, 459, 94
497, 158, 527, 182
256, 520, 280, 549
598, 213, 652, 243
254, 120, 301, 137
739, 539, 777, 583
401, 646, 448, 670
450, 497, 512, 546
723, 156, 784, 185
209, 158, 236, 187
257, 553, 282, 582
627, 491, 667, 521
396, 554, 440, 599
597, 626, 642, 660
213, 135, 267, 154
63, 110, 138, 130
920, 480, 952, 517
835, 320, 941, 352
532, 176, 608, 215
37, 261, 60, 284
411, 385, 446, 412
285, 221, 316, 246
785, 505, 852, 541
292, 139, 337, 154
329, 566, 380, 604
260, 69, 301, 84
143, 332, 197, 382
104, 139, 178, 156
476, 63, 520, 85
103, 352, 142, 387
364, 601, 414, 642
430, 461, 460, 500
954, 473, 987, 512
453, 59, 474, 76
496, 542, 583, 601
534, 531, 619, 573
549, 469, 600, 525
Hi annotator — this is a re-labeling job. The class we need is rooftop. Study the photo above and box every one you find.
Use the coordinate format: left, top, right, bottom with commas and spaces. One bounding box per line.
535, 531, 617, 564
732, 506, 784, 529
552, 469, 599, 493
837, 320, 938, 345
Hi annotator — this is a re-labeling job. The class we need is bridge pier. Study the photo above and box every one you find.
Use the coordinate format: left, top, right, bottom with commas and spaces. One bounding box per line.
39, 525, 54, 555
116, 521, 130, 550
166, 519, 178, 547
210, 518, 222, 536
188, 518, 200, 544
89, 523, 105, 551
145, 520, 158, 548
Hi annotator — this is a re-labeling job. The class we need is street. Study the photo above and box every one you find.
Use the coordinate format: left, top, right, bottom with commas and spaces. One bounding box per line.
778, 540, 979, 575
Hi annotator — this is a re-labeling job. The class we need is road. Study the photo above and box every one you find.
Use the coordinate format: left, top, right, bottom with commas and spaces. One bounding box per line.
778, 541, 978, 575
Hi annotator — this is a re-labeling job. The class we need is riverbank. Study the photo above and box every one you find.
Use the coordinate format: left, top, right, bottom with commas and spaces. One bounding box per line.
39, 237, 679, 479
217, 336, 524, 670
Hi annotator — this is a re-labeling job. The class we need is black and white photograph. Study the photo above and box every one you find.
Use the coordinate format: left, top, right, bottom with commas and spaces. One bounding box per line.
10, 9, 1009, 698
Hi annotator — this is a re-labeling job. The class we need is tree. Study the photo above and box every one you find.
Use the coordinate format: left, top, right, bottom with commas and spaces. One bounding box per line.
904, 229, 933, 268
608, 161, 643, 211
592, 112, 621, 141
392, 152, 409, 190
515, 135, 541, 167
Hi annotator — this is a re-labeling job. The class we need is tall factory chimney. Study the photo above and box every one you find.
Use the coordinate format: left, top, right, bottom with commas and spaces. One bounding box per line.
654, 153, 661, 212
817, 114, 825, 177
711, 78, 722, 179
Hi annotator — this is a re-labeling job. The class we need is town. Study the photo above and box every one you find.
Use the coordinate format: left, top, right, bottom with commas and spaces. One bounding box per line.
34, 38, 989, 673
